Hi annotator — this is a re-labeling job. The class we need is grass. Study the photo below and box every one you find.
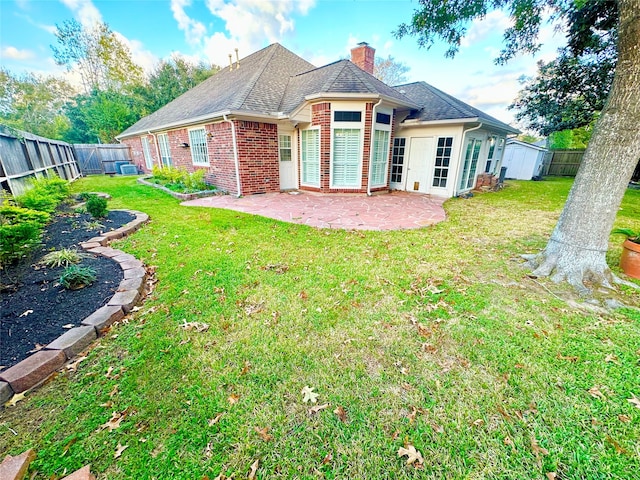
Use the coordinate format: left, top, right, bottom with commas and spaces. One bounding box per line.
1, 176, 639, 479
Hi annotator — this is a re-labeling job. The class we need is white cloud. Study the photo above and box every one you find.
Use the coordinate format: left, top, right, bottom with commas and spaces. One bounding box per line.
2, 46, 35, 60
460, 10, 511, 48
171, 0, 208, 45
59, 0, 103, 28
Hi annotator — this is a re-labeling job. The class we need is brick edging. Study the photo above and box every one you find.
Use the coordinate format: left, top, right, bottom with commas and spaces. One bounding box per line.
137, 176, 219, 201
0, 208, 150, 405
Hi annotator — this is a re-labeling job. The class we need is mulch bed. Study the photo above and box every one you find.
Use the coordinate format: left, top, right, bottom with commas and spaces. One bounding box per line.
0, 209, 134, 368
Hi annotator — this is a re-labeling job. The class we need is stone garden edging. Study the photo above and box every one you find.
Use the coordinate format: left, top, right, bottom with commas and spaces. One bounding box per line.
137, 176, 218, 201
0, 209, 150, 406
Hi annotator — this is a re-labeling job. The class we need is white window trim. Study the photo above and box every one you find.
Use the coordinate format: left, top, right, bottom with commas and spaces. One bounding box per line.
370, 109, 393, 188
188, 127, 210, 166
459, 136, 483, 192
157, 133, 172, 167
279, 134, 292, 162
141, 136, 154, 169
431, 136, 455, 190
330, 107, 365, 189
300, 126, 321, 188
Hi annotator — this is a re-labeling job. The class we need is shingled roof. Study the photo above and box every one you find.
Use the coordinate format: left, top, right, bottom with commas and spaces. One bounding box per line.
119, 43, 315, 138
395, 81, 519, 133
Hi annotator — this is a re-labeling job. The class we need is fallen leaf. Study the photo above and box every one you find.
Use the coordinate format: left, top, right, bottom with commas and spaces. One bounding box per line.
108, 385, 119, 397
228, 394, 240, 405
391, 430, 400, 440
397, 444, 424, 465
19, 309, 34, 317
66, 355, 87, 372
208, 413, 224, 426
114, 443, 128, 458
546, 473, 557, 480
618, 414, 631, 423
27, 343, 45, 353
472, 419, 485, 427
301, 385, 319, 403
407, 406, 418, 424
504, 436, 515, 450
240, 361, 251, 375
180, 321, 209, 332
604, 353, 620, 364
203, 442, 214, 459
605, 435, 628, 454
334, 405, 347, 422
308, 403, 330, 415
254, 426, 273, 442
430, 422, 444, 434
321, 452, 333, 465
4, 392, 27, 407
62, 323, 74, 329
248, 459, 259, 479
530, 436, 549, 456
627, 394, 640, 409
588, 386, 606, 400
556, 353, 578, 362
99, 411, 126, 432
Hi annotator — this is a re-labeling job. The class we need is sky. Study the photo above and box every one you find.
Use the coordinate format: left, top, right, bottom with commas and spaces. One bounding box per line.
0, 0, 568, 126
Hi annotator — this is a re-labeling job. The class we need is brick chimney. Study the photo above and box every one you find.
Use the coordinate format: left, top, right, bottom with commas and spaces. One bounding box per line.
350, 42, 375, 75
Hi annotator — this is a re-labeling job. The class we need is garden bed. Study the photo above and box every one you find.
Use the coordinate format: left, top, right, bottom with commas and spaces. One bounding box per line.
0, 210, 134, 367
137, 176, 218, 200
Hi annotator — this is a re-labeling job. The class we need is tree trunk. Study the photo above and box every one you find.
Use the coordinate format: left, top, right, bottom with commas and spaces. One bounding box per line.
527, 0, 640, 293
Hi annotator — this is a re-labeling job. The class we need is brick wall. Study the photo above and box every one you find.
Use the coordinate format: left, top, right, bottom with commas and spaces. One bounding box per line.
235, 120, 280, 195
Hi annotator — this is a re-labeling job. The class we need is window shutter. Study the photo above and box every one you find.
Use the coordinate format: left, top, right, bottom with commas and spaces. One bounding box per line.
333, 129, 360, 187
302, 129, 319, 185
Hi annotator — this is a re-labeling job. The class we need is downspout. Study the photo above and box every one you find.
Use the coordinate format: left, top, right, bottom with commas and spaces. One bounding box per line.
367, 98, 384, 196
457, 122, 483, 195
223, 115, 242, 197
149, 131, 161, 168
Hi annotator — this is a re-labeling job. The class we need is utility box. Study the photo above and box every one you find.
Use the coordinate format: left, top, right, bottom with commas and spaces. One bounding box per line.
120, 164, 138, 175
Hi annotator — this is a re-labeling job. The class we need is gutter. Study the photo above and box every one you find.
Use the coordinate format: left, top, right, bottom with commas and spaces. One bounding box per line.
367, 98, 383, 196
223, 114, 242, 197
149, 131, 161, 168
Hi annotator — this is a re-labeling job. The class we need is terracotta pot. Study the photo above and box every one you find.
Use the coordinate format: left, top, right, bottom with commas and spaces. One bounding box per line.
620, 239, 640, 279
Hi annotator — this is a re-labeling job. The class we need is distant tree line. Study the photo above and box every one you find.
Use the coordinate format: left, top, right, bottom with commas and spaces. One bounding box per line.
0, 19, 219, 143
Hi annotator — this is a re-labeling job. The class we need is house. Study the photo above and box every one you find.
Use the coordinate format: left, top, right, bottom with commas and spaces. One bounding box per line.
117, 43, 519, 198
502, 138, 547, 180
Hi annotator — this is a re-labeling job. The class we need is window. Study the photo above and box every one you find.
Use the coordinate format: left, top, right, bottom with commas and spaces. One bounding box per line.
141, 136, 153, 169
433, 137, 453, 187
157, 133, 172, 167
279, 134, 292, 161
189, 128, 209, 166
334, 111, 362, 122
332, 128, 361, 187
459, 138, 482, 190
301, 129, 320, 186
371, 129, 390, 186
376, 112, 391, 125
391, 138, 406, 184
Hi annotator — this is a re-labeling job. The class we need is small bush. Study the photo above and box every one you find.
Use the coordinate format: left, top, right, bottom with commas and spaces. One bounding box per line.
149, 166, 211, 193
0, 205, 49, 265
40, 248, 89, 268
59, 265, 96, 289
86, 194, 108, 219
15, 175, 69, 213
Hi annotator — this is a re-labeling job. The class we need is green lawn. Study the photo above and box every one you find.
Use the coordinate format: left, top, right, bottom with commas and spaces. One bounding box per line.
2, 176, 639, 479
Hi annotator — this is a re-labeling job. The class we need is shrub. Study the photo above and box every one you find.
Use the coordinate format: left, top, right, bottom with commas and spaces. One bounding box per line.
59, 265, 96, 289
149, 166, 211, 193
85, 194, 108, 219
15, 175, 69, 213
152, 165, 183, 184
184, 169, 207, 191
0, 205, 49, 265
40, 248, 89, 268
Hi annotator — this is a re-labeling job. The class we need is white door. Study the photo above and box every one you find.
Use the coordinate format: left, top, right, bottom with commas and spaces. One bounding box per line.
405, 137, 434, 193
278, 134, 297, 190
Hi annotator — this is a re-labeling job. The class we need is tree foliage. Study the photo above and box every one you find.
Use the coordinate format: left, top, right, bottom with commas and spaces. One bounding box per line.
510, 1, 617, 135
0, 68, 75, 139
373, 55, 410, 86
51, 19, 144, 93
137, 55, 219, 113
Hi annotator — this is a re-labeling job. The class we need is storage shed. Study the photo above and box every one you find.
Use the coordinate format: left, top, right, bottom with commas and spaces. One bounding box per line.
502, 139, 547, 180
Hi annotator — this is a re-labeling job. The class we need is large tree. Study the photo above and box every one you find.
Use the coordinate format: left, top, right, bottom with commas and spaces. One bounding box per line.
374, 55, 410, 85
396, 0, 640, 292
52, 19, 144, 94
137, 55, 219, 114
0, 68, 74, 139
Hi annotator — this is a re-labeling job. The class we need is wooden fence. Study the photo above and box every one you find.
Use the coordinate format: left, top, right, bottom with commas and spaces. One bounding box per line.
0, 128, 81, 197
542, 150, 585, 176
74, 143, 132, 175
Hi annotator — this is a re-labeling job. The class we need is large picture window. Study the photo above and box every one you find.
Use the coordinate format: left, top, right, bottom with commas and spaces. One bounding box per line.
189, 128, 209, 166
332, 128, 361, 187
433, 137, 453, 187
157, 133, 172, 167
371, 129, 390, 186
301, 129, 320, 186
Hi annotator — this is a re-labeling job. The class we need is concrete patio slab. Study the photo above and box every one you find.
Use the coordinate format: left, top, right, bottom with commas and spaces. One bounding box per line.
182, 191, 446, 231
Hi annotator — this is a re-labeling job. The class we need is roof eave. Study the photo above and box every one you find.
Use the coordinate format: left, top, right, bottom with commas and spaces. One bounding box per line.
304, 92, 417, 109
402, 116, 520, 134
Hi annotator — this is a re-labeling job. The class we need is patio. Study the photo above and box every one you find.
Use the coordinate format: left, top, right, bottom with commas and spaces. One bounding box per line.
182, 190, 447, 230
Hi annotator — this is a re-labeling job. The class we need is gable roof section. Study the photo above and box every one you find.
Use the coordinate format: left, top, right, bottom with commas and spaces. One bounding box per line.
118, 44, 315, 138
395, 81, 519, 134
280, 60, 418, 113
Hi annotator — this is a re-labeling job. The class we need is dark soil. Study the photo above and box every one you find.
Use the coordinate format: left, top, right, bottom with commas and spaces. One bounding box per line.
0, 210, 134, 368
